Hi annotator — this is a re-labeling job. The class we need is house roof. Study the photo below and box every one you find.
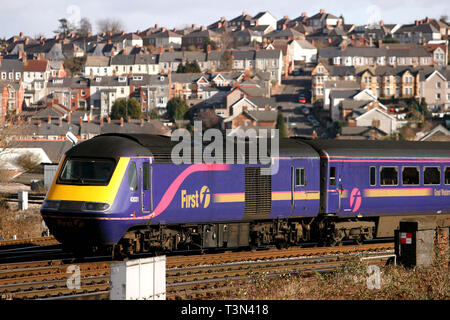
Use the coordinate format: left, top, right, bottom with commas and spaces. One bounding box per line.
85, 56, 110, 67
23, 59, 48, 72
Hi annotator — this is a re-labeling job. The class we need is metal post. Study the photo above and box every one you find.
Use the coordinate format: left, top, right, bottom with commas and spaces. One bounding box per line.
18, 190, 28, 210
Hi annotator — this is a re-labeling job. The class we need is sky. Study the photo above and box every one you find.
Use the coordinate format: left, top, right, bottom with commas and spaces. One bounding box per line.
1, 0, 449, 39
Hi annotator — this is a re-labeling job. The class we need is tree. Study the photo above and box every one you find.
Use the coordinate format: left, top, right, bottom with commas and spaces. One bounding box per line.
97, 18, 124, 34
77, 17, 92, 36
150, 109, 159, 119
54, 18, 74, 39
110, 98, 142, 119
63, 56, 87, 76
220, 50, 233, 71
276, 111, 288, 138
166, 97, 189, 120
176, 61, 201, 73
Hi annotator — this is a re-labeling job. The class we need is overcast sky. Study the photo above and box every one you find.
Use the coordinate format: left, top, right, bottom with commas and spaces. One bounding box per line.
1, 0, 448, 38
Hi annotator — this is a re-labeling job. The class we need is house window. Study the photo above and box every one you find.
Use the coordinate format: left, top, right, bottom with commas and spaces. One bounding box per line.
424, 167, 440, 185
436, 93, 441, 99
402, 167, 419, 185
295, 168, 305, 186
437, 82, 441, 88
15, 73, 20, 80
380, 167, 398, 185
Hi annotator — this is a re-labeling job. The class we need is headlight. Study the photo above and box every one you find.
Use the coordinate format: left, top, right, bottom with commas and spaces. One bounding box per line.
42, 200, 60, 210
82, 202, 110, 212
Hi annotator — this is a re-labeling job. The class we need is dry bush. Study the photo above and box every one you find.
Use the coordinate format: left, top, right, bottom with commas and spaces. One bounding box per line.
217, 256, 449, 300
0, 204, 45, 240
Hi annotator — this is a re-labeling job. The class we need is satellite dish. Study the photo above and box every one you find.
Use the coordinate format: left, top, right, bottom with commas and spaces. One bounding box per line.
66, 131, 78, 146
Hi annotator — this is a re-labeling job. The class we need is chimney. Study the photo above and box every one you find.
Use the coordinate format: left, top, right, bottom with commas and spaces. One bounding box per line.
127, 116, 131, 123
319, 9, 325, 14
120, 117, 124, 126
415, 20, 419, 26
328, 38, 332, 44
301, 12, 307, 17
155, 24, 159, 29
100, 117, 104, 127
282, 24, 287, 30
140, 118, 144, 127
242, 11, 247, 16
147, 115, 151, 122
159, 45, 164, 53
217, 22, 223, 29
38, 120, 42, 127
241, 24, 245, 31
47, 115, 51, 124
88, 115, 91, 123
201, 25, 206, 31
426, 17, 430, 23
19, 32, 24, 38
206, 44, 211, 52
378, 39, 382, 48
337, 20, 342, 27
67, 113, 71, 123
107, 116, 111, 123
284, 15, 289, 19
379, 20, 384, 26
79, 116, 83, 127
58, 118, 62, 127
192, 24, 196, 29
341, 40, 346, 49
162, 27, 167, 32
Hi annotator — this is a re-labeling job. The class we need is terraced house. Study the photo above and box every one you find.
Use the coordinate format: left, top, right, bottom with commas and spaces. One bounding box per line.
312, 62, 427, 102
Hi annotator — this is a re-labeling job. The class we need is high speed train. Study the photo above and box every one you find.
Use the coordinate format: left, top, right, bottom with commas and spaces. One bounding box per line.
41, 133, 450, 257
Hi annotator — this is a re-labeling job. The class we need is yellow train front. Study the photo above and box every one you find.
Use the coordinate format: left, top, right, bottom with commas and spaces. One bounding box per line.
41, 134, 156, 254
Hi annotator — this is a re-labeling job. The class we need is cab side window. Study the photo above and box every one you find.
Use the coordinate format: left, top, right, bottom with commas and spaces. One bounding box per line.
295, 168, 305, 186
127, 161, 138, 191
445, 167, 450, 185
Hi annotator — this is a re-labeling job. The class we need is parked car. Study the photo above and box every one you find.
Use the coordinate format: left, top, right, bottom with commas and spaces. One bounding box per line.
307, 115, 316, 122
301, 106, 310, 115
298, 94, 306, 104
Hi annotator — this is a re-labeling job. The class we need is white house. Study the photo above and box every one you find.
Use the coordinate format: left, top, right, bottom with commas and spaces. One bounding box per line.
355, 107, 398, 136
84, 56, 112, 77
251, 11, 277, 31
291, 40, 317, 63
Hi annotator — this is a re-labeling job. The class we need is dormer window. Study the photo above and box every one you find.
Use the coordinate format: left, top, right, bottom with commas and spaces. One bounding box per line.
133, 75, 143, 81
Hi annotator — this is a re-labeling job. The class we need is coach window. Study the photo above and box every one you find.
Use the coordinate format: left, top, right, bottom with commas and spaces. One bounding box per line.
296, 168, 305, 186
402, 167, 420, 185
127, 161, 139, 191
329, 167, 336, 186
370, 167, 376, 186
445, 167, 450, 185
380, 167, 398, 185
424, 167, 440, 185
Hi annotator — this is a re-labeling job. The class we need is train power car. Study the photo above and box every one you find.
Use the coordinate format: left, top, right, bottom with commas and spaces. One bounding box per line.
40, 134, 450, 257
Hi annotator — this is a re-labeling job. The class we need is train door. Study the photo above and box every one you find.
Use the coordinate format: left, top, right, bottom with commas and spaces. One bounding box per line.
140, 159, 152, 214
291, 166, 308, 213
327, 163, 343, 214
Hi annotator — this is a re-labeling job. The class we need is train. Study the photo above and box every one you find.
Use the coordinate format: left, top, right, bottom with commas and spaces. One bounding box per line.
40, 133, 450, 257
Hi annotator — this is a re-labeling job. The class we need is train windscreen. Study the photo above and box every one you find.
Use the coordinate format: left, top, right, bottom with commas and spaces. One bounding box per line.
58, 158, 116, 185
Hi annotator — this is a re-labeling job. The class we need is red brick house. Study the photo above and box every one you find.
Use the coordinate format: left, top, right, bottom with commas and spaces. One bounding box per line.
0, 81, 24, 122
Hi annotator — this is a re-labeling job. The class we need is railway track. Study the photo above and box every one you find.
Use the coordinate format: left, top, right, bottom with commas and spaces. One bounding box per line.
0, 236, 59, 248
0, 242, 394, 300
